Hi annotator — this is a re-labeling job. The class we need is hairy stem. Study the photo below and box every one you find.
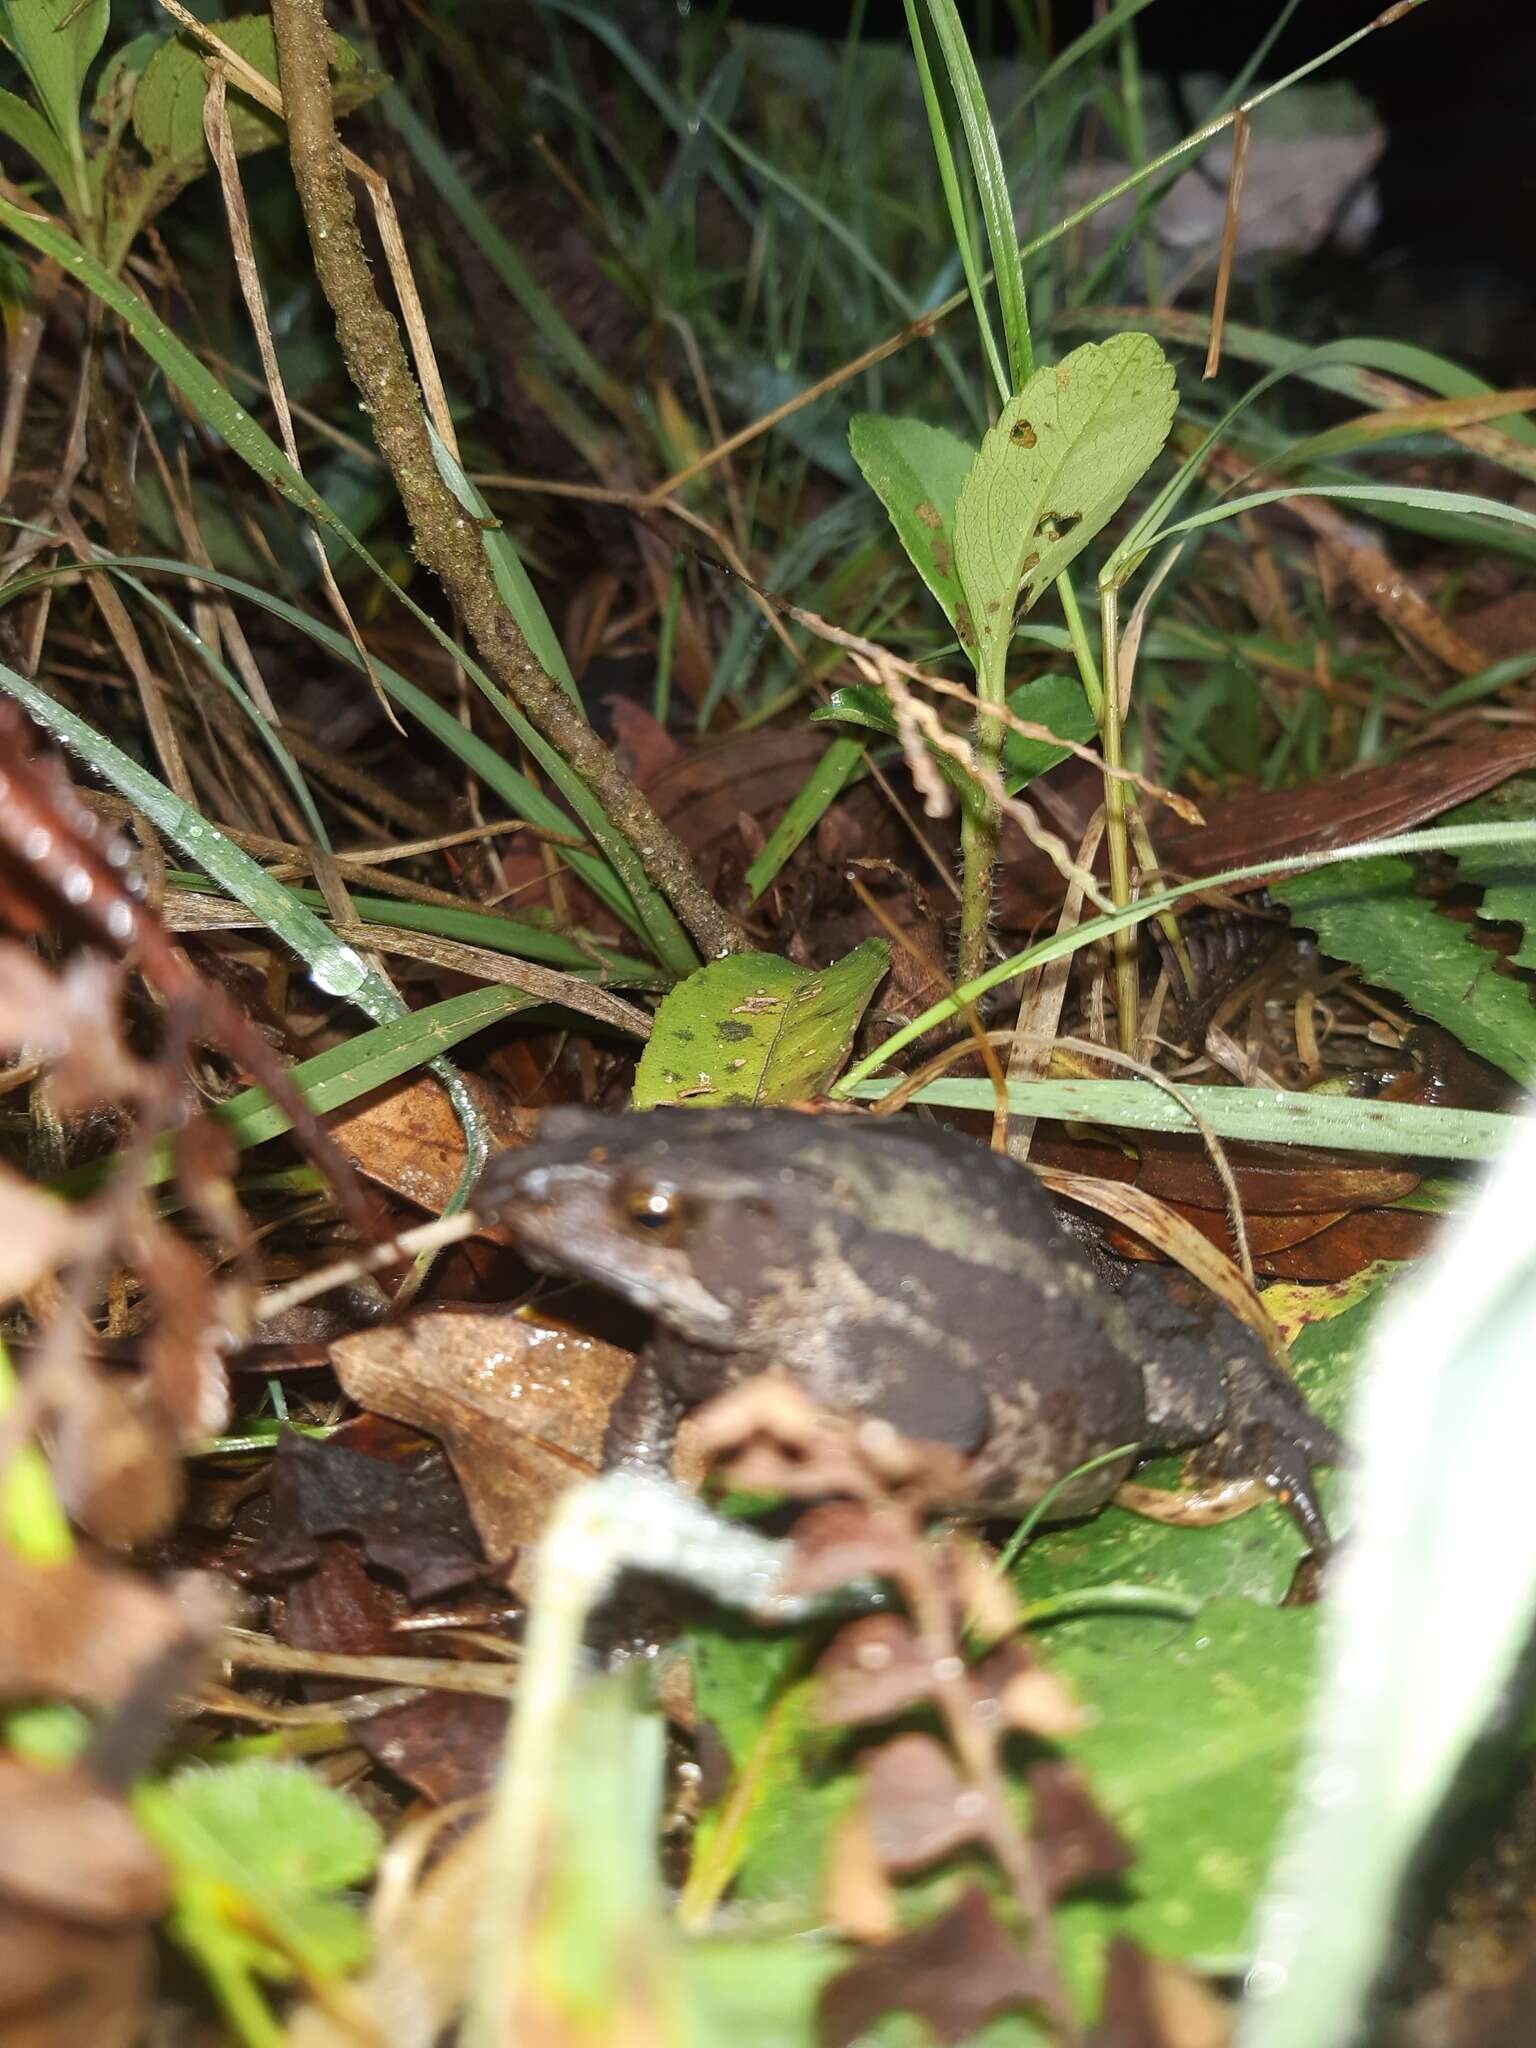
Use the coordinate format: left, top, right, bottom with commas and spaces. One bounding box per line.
270, 0, 745, 962
957, 648, 1006, 984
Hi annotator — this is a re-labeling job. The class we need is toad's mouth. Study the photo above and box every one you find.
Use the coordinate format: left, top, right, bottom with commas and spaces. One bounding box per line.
504, 1197, 738, 1341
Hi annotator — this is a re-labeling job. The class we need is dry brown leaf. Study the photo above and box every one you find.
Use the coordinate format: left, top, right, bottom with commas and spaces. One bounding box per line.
330, 1308, 634, 1579
0, 1900, 152, 2048
0, 1164, 93, 1305
859, 1732, 983, 1875
328, 1071, 538, 1218
1028, 1758, 1133, 1902
0, 1759, 166, 1924
819, 1885, 1052, 2048
813, 1614, 937, 1726
0, 1548, 223, 1707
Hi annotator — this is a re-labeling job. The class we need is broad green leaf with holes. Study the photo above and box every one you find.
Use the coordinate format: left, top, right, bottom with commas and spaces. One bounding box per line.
1276, 855, 1536, 1083
131, 14, 386, 189
634, 942, 889, 1108
953, 335, 1176, 670
849, 412, 975, 631
1444, 777, 1536, 971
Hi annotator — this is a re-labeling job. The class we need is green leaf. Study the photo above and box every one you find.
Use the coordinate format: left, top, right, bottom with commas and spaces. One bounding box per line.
917, 0, 1032, 392
138, 1759, 381, 1981
953, 335, 1176, 670
633, 942, 889, 1108
131, 14, 386, 187
848, 412, 975, 631
1052, 1601, 1321, 1963
843, 1075, 1518, 1164
0, 0, 106, 186
0, 84, 74, 194
1275, 855, 1536, 1083
816, 673, 1095, 798
427, 422, 583, 712
684, 1629, 847, 1912
1444, 776, 1536, 971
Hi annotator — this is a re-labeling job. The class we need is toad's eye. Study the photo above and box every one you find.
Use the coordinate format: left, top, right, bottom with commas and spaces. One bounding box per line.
619, 1182, 694, 1239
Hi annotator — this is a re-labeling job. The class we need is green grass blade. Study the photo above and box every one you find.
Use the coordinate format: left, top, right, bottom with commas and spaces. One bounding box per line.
0, 203, 691, 972
836, 820, 1536, 1092
846, 1076, 1514, 1164
167, 873, 667, 988
901, 0, 1007, 406
744, 735, 867, 901
382, 87, 630, 424
0, 664, 400, 1019
919, 0, 1032, 389
16, 551, 658, 949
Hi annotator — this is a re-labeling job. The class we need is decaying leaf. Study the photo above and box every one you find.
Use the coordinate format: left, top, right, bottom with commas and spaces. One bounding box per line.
252, 1430, 485, 1601
0, 1547, 223, 1708
859, 1732, 983, 1874
327, 1070, 537, 1217
1028, 1758, 1134, 1902
819, 1884, 1052, 2048
330, 1308, 635, 1578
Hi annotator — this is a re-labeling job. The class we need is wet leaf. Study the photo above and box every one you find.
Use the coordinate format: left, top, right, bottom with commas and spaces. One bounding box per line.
330, 1308, 634, 1584
633, 941, 889, 1107
1444, 775, 1536, 970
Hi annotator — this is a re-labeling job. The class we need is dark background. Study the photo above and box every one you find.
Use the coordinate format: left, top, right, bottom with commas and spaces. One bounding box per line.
721, 0, 1535, 374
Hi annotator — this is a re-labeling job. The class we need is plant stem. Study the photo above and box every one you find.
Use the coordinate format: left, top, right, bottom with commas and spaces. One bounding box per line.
269, 0, 745, 963
957, 646, 1007, 984
1098, 581, 1139, 1050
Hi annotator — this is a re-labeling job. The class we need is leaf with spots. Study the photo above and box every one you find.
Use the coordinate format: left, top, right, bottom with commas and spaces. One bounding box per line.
632, 941, 889, 1108
849, 413, 976, 634
954, 335, 1177, 674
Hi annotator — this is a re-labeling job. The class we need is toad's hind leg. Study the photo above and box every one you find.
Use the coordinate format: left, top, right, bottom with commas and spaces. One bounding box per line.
1115, 1264, 1344, 1549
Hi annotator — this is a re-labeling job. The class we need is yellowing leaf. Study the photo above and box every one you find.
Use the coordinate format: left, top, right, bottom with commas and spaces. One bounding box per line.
634, 942, 889, 1108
